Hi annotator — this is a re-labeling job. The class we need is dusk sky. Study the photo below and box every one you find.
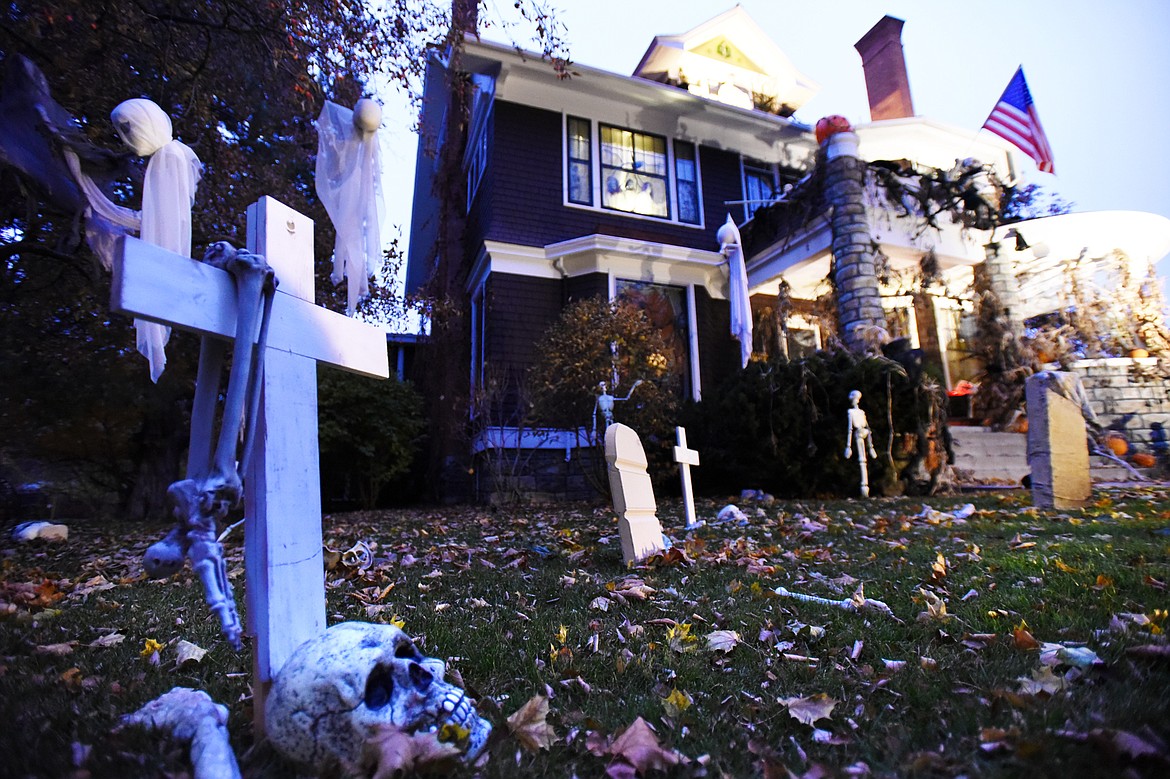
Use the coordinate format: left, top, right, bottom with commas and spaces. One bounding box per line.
377, 0, 1170, 283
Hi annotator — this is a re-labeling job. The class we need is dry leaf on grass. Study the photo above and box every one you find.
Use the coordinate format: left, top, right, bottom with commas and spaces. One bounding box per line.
174, 640, 207, 667
705, 630, 741, 653
507, 694, 558, 752
780, 694, 837, 726
89, 632, 126, 648
607, 717, 681, 775
1016, 666, 1067, 696
361, 724, 462, 779
1013, 621, 1040, 650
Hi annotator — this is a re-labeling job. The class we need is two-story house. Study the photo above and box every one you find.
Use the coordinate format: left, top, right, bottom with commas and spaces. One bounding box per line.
407, 7, 1170, 500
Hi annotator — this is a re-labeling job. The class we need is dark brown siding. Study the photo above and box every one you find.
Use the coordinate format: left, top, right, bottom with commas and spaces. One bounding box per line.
566, 273, 608, 303
488, 101, 743, 251
485, 273, 563, 373
694, 286, 738, 392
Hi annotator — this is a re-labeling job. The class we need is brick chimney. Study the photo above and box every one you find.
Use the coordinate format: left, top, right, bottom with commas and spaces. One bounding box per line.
854, 16, 915, 121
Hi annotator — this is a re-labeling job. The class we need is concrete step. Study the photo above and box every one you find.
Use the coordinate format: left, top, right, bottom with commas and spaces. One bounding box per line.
949, 426, 1028, 485
949, 425, 1159, 485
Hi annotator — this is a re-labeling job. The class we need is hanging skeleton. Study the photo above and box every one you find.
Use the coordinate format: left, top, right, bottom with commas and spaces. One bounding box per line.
143, 241, 278, 650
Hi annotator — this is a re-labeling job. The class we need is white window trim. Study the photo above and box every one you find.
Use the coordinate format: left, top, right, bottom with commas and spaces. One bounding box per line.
562, 114, 706, 230
783, 313, 823, 358
932, 296, 974, 390
881, 294, 920, 349
469, 280, 486, 407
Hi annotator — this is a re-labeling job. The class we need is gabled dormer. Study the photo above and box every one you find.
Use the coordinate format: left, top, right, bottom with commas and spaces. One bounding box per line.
633, 5, 819, 117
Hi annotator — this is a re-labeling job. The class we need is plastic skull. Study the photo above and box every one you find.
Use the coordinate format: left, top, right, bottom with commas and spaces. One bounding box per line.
265, 622, 491, 773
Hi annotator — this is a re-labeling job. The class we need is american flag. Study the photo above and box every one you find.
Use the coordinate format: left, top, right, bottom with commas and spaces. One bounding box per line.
983, 67, 1055, 174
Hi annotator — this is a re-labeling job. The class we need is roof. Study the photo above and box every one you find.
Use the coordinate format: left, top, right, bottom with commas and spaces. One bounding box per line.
631, 5, 819, 115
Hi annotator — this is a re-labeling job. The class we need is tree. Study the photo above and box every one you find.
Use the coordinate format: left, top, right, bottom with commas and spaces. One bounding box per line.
412, 0, 570, 500
0, 0, 569, 513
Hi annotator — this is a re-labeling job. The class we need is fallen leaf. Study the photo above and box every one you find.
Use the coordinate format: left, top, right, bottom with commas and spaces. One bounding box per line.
667, 623, 697, 653
174, 640, 207, 667
1013, 621, 1040, 650
361, 724, 461, 779
1017, 666, 1066, 696
705, 630, 741, 653
781, 694, 837, 726
590, 596, 611, 612
608, 717, 681, 774
507, 694, 558, 752
662, 688, 692, 718
916, 589, 952, 623
35, 642, 75, 656
89, 633, 126, 648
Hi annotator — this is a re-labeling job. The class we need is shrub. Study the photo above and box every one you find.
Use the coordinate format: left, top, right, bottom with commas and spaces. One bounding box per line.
528, 297, 680, 491
317, 368, 427, 509
683, 349, 951, 498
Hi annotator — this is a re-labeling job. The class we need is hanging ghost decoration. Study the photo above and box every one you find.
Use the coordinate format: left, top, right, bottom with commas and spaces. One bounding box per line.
717, 214, 753, 368
66, 98, 202, 382
316, 98, 386, 315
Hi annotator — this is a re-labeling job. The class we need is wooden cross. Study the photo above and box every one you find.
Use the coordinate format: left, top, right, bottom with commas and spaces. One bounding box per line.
673, 426, 701, 528
111, 196, 388, 731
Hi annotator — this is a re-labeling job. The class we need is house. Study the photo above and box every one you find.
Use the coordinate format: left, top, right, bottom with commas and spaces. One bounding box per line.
407, 7, 1170, 499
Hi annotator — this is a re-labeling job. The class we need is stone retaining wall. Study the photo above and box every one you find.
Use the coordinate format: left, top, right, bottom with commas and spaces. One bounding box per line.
1071, 357, 1170, 448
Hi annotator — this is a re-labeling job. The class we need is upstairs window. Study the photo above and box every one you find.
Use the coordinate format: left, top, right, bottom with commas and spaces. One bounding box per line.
674, 142, 700, 225
742, 158, 776, 220
565, 117, 703, 226
601, 125, 669, 218
566, 116, 592, 205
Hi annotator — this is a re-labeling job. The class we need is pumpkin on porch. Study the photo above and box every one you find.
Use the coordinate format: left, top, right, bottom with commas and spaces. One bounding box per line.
815, 115, 853, 144
1129, 348, 1150, 359
1130, 452, 1156, 468
1103, 434, 1129, 457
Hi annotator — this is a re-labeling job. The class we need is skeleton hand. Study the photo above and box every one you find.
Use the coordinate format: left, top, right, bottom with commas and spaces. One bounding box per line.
844, 447, 852, 459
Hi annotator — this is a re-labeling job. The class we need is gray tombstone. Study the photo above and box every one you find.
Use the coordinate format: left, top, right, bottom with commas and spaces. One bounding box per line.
1025, 371, 1091, 508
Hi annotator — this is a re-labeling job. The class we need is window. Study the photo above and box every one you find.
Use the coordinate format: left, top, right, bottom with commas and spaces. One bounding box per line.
566, 116, 592, 205
675, 142, 700, 225
564, 117, 702, 226
881, 296, 920, 348
466, 128, 488, 209
615, 280, 692, 398
601, 125, 669, 218
742, 159, 776, 220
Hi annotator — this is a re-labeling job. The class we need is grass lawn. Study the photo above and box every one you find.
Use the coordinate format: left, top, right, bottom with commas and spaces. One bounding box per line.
2, 486, 1169, 777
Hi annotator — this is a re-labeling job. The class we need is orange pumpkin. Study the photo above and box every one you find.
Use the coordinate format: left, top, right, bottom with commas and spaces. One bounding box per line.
1130, 348, 1150, 359
1104, 434, 1129, 457
816, 115, 853, 144
1130, 452, 1156, 468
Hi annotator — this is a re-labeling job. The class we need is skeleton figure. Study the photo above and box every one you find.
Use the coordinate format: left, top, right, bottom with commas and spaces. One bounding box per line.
844, 390, 878, 498
594, 379, 642, 436
143, 242, 278, 650
266, 622, 492, 774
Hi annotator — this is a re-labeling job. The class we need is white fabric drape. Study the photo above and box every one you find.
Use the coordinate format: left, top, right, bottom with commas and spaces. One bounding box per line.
315, 100, 385, 315
719, 214, 753, 369
68, 98, 201, 382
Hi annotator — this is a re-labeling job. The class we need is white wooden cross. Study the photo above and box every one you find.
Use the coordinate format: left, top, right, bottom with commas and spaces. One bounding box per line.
111, 196, 388, 732
673, 426, 701, 529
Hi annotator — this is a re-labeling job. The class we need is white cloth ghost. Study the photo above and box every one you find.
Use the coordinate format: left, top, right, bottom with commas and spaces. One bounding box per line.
315, 99, 385, 315
717, 214, 753, 369
66, 98, 202, 381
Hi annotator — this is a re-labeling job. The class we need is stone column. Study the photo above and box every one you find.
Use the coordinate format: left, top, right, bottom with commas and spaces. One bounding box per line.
982, 241, 1024, 336
824, 131, 886, 351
